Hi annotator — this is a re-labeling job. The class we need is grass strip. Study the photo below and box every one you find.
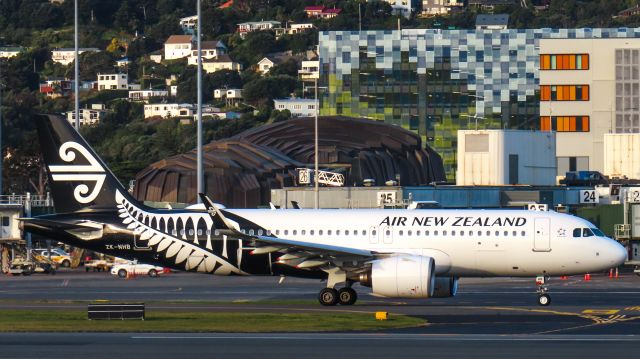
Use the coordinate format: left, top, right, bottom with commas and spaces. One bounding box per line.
0, 310, 425, 333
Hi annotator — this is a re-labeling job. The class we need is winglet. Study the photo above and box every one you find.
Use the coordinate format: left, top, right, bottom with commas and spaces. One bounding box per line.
291, 201, 300, 209
198, 193, 239, 232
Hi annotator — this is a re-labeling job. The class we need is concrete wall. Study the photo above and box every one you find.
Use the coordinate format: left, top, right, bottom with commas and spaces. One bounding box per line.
456, 130, 556, 186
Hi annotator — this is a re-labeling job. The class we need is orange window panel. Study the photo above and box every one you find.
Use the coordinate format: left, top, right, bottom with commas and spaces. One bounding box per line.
582, 116, 589, 131
563, 55, 570, 69
569, 117, 576, 131
540, 55, 548, 69
557, 86, 564, 100
556, 117, 563, 131
582, 85, 589, 100
541, 85, 550, 100
582, 54, 589, 69
569, 86, 576, 101
540, 116, 551, 131
569, 55, 576, 69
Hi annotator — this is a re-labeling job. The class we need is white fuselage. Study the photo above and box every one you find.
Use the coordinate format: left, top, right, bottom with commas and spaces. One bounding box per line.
222, 208, 627, 277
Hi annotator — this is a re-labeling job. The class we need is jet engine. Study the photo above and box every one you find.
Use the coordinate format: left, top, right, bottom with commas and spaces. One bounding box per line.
432, 276, 458, 298
359, 255, 435, 298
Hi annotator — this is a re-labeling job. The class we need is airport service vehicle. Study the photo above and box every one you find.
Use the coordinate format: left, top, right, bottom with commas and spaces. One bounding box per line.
33, 248, 71, 267
110, 262, 164, 278
21, 115, 628, 306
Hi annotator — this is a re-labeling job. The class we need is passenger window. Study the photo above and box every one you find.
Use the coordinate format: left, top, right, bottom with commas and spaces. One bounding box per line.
345, 230, 349, 235
583, 228, 594, 237
385, 230, 390, 236
301, 230, 306, 235
197, 229, 202, 236
180, 229, 185, 236
172, 229, 177, 236
284, 230, 288, 235
206, 229, 211, 235
417, 230, 421, 236
319, 230, 323, 235
443, 230, 447, 236
408, 230, 412, 236
486, 230, 490, 236
399, 230, 403, 236
512, 231, 516, 236
276, 230, 280, 235
573, 228, 581, 237
495, 231, 499, 236
267, 230, 271, 236
372, 230, 376, 236
503, 231, 508, 236
451, 230, 456, 236
336, 230, 340, 235
362, 230, 366, 235
188, 229, 194, 236
460, 231, 464, 236
214, 230, 220, 236
328, 230, 332, 235
310, 230, 314, 235
293, 230, 297, 235
521, 231, 525, 236
477, 231, 482, 236
249, 229, 254, 235
434, 230, 439, 236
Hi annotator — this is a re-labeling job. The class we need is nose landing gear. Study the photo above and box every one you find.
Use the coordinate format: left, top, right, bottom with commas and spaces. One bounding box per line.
536, 275, 551, 306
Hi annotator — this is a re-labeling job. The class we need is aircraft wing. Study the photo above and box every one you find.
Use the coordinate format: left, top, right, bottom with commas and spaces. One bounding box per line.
199, 194, 375, 269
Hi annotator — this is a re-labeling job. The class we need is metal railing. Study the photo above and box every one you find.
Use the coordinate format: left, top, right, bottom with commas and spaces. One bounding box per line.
0, 193, 53, 207
614, 224, 631, 240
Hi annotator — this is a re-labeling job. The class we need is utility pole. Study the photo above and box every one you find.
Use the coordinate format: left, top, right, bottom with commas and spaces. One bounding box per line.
74, 0, 80, 129
0, 63, 3, 196
196, 0, 204, 202
314, 77, 319, 209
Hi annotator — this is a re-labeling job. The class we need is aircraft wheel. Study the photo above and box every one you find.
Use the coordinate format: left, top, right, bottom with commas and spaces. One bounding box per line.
538, 294, 551, 306
338, 287, 357, 305
318, 288, 339, 306
148, 269, 158, 277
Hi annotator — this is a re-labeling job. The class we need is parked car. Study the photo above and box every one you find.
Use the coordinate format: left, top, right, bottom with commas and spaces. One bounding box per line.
110, 262, 165, 278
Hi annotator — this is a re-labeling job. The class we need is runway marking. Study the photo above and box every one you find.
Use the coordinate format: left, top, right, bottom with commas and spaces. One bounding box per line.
129, 334, 640, 342
485, 306, 604, 323
625, 306, 640, 311
582, 309, 619, 315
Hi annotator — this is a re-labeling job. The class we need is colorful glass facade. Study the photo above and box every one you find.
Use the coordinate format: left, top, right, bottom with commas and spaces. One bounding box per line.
319, 28, 640, 180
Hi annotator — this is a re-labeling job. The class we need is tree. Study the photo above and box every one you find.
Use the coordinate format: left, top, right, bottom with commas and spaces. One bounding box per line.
242, 75, 298, 109
269, 58, 299, 77
66, 51, 116, 81
231, 31, 279, 66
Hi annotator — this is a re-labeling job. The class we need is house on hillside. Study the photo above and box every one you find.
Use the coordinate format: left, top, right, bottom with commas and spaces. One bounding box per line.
51, 48, 100, 65
0, 46, 24, 59
421, 0, 464, 16
475, 14, 509, 30
144, 103, 195, 119
66, 104, 109, 126
274, 23, 315, 39
256, 56, 290, 75
187, 40, 227, 65
201, 55, 242, 73
164, 35, 194, 60
128, 89, 169, 102
237, 20, 281, 38
273, 98, 318, 117
149, 50, 163, 63
304, 6, 341, 19
97, 73, 129, 90
179, 15, 198, 34
214, 88, 243, 107
39, 78, 73, 98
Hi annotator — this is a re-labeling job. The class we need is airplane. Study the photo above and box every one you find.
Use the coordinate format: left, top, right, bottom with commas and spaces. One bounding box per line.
21, 115, 628, 306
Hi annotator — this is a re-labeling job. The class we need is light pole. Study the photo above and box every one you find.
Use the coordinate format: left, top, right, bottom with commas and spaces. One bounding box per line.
0, 62, 3, 196
74, 0, 79, 129
196, 0, 204, 203
314, 77, 318, 209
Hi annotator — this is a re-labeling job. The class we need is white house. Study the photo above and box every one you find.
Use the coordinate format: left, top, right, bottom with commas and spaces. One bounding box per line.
275, 23, 315, 39
129, 89, 169, 102
237, 21, 281, 38
273, 98, 319, 117
116, 57, 131, 68
144, 103, 194, 118
214, 88, 243, 106
66, 104, 109, 126
187, 40, 227, 65
383, 0, 417, 18
179, 15, 198, 34
97, 73, 129, 90
257, 57, 278, 74
164, 35, 193, 60
0, 46, 24, 59
299, 60, 319, 79
149, 50, 163, 63
51, 48, 100, 65
202, 55, 242, 73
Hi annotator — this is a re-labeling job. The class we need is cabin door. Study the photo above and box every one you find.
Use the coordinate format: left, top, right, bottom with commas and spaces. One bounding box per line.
533, 218, 551, 252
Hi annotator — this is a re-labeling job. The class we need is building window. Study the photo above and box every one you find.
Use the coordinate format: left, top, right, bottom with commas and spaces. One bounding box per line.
615, 49, 640, 133
540, 54, 589, 70
540, 116, 590, 132
540, 85, 589, 101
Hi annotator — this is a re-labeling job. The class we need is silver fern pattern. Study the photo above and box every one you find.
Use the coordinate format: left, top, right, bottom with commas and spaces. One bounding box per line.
115, 190, 245, 275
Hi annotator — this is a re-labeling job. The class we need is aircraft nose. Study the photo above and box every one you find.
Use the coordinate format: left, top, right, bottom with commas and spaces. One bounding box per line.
607, 240, 628, 267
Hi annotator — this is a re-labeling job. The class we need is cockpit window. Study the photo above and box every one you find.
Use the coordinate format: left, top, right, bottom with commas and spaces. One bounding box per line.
592, 228, 605, 237
582, 228, 594, 237
573, 228, 581, 238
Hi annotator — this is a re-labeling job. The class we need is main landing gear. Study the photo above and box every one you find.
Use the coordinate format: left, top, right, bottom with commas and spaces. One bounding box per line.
536, 275, 551, 306
318, 268, 358, 306
318, 286, 358, 306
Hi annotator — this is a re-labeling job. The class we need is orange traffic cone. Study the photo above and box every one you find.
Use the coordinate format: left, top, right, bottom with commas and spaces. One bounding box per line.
609, 269, 614, 278
560, 275, 568, 280
584, 273, 591, 281
615, 268, 619, 279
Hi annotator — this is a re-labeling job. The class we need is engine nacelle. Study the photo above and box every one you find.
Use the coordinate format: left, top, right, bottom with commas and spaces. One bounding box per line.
359, 255, 435, 298
432, 276, 459, 298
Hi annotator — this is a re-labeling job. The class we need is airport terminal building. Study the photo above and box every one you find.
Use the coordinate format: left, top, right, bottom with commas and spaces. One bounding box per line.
319, 28, 640, 180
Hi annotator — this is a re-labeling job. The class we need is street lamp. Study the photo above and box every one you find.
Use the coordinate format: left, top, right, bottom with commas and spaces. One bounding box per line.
196, 0, 203, 203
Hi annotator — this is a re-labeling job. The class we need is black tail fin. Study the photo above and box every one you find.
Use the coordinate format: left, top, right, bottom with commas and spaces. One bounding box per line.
35, 114, 142, 213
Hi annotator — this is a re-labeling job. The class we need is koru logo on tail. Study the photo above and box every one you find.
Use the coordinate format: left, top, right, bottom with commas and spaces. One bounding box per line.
48, 141, 106, 204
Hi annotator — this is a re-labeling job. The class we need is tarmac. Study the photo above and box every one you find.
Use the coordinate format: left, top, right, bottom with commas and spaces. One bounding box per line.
1, 269, 639, 357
